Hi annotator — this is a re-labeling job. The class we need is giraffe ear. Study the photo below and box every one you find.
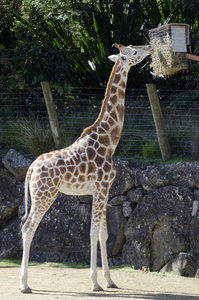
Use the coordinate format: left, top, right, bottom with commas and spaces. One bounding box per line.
108, 55, 118, 62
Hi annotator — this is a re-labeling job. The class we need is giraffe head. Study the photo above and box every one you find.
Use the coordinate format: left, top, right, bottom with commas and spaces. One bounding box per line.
109, 43, 153, 69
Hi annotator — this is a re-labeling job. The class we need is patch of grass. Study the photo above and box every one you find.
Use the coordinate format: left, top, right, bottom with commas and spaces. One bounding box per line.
0, 258, 89, 269
8, 118, 54, 157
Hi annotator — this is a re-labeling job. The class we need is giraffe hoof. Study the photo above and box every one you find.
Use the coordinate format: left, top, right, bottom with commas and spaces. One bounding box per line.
91, 284, 104, 292
21, 287, 32, 293
106, 282, 118, 289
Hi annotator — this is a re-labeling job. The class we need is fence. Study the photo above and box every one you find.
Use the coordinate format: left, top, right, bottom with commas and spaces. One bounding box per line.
1, 86, 199, 160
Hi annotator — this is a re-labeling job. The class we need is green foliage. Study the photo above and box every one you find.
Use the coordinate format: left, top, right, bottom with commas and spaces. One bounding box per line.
1, 0, 199, 93
141, 140, 159, 159
6, 118, 54, 157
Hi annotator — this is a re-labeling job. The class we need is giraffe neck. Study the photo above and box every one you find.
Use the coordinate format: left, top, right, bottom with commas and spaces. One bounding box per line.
95, 59, 129, 155
78, 59, 129, 156
102, 60, 128, 150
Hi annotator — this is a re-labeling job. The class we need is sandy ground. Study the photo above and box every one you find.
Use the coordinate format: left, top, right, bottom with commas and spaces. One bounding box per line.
1, 265, 199, 300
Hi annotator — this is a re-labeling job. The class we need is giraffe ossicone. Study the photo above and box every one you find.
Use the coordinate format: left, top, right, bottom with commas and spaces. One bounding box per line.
20, 43, 153, 293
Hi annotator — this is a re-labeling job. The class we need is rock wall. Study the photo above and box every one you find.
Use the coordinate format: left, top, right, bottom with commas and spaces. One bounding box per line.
1, 149, 199, 277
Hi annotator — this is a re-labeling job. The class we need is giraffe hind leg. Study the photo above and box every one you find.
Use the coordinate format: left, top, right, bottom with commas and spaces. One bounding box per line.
20, 194, 57, 293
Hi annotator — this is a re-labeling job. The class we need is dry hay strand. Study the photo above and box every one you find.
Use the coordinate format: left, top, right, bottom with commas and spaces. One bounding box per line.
150, 33, 188, 77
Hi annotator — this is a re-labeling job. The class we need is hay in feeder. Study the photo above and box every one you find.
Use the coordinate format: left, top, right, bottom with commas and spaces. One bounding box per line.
150, 30, 188, 77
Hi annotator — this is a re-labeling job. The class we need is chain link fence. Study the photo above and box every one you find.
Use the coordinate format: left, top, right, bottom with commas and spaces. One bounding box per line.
1, 86, 199, 160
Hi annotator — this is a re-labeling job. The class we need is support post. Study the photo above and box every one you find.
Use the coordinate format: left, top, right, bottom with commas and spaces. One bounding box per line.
41, 82, 61, 149
146, 83, 171, 161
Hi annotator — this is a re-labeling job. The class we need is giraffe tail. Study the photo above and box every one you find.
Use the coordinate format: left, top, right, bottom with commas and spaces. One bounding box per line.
21, 165, 32, 223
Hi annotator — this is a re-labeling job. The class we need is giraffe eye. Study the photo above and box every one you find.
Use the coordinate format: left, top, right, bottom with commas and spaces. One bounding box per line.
121, 55, 127, 61
133, 50, 137, 55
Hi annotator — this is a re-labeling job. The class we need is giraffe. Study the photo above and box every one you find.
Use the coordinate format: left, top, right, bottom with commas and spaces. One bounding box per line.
20, 43, 153, 293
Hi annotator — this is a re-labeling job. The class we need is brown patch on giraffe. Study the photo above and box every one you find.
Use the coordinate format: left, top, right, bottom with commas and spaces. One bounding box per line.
36, 180, 42, 188
56, 159, 65, 167
79, 163, 86, 173
101, 122, 110, 131
118, 88, 125, 99
94, 141, 99, 149
119, 81, 126, 89
98, 146, 106, 156
98, 127, 106, 135
78, 146, 85, 154
81, 154, 87, 162
107, 103, 112, 113
60, 167, 66, 175
97, 169, 103, 181
101, 181, 109, 188
35, 190, 43, 198
65, 172, 72, 181
98, 135, 110, 146
30, 182, 37, 190
110, 126, 120, 144
104, 174, 108, 180
108, 117, 115, 127
51, 189, 58, 198
73, 154, 81, 165
110, 94, 117, 105
90, 132, 98, 140
49, 169, 54, 178
104, 162, 111, 173
123, 71, 127, 77
87, 147, 96, 160
55, 168, 59, 177
110, 110, 118, 122
113, 74, 121, 84
109, 171, 115, 181
49, 186, 56, 193
94, 182, 100, 189
74, 168, 79, 177
39, 184, 46, 192
88, 162, 96, 174
116, 104, 124, 121
53, 177, 59, 186
95, 155, 104, 167
106, 148, 113, 160
110, 85, 117, 94
68, 166, 75, 173
78, 175, 85, 183
88, 139, 95, 147
47, 177, 54, 187
70, 177, 77, 184
75, 183, 80, 189
41, 171, 49, 177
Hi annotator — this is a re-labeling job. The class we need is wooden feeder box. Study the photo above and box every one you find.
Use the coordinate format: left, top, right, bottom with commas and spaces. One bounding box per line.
149, 23, 198, 77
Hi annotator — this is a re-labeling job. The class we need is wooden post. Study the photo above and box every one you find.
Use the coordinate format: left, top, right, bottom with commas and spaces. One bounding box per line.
41, 82, 61, 149
146, 83, 171, 161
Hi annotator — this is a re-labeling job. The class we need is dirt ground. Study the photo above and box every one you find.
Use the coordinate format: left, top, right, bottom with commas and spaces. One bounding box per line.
1, 265, 199, 300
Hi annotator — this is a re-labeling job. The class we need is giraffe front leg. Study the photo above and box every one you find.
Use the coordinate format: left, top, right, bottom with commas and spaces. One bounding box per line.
90, 221, 103, 291
99, 218, 118, 289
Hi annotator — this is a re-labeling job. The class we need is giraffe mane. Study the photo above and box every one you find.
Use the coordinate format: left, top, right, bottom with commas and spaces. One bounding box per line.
77, 58, 119, 141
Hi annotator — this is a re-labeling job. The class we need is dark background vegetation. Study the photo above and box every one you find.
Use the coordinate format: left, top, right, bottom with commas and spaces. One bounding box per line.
0, 0, 199, 160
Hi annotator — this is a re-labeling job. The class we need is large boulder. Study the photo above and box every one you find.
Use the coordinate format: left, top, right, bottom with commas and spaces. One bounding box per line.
135, 162, 199, 192
160, 252, 197, 277
2, 149, 32, 181
109, 158, 138, 199
0, 163, 23, 228
122, 185, 194, 271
